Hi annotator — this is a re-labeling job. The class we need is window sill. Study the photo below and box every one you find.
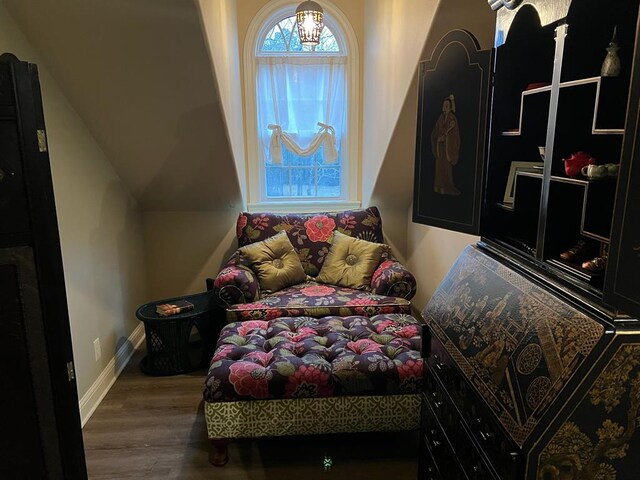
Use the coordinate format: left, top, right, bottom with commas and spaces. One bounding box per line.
247, 200, 361, 214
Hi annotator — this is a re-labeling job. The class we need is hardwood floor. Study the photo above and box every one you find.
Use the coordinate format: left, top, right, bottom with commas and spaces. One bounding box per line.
83, 349, 420, 479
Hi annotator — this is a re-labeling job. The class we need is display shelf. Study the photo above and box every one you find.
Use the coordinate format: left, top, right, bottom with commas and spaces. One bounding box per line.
494, 236, 537, 259
500, 84, 552, 136
546, 257, 605, 288
550, 175, 588, 185
495, 202, 515, 211
502, 76, 626, 136
503, 166, 542, 205
543, 175, 616, 242
560, 77, 626, 134
418, 2, 640, 476
413, 0, 640, 316
581, 178, 616, 241
581, 230, 611, 244
518, 170, 543, 179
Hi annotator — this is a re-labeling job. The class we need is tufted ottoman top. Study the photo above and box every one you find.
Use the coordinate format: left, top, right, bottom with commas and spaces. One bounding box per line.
203, 314, 423, 403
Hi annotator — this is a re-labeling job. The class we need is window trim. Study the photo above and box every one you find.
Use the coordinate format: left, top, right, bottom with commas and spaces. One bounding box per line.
244, 0, 360, 212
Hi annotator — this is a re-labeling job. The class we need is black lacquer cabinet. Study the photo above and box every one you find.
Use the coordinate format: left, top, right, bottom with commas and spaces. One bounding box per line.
414, 0, 640, 319
0, 53, 87, 478
420, 246, 640, 480
415, 1, 640, 479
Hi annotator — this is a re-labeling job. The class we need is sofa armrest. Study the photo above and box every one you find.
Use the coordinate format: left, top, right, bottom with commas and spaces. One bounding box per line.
370, 259, 417, 300
211, 263, 260, 308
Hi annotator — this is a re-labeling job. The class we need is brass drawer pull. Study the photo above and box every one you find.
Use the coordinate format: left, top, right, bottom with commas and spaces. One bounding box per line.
480, 430, 494, 442
432, 354, 446, 370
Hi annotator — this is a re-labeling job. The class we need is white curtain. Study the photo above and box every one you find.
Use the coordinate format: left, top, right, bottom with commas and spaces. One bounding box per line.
256, 56, 347, 165
267, 123, 338, 164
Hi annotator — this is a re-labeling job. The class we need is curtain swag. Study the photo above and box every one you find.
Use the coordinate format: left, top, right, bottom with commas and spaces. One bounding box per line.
268, 123, 338, 165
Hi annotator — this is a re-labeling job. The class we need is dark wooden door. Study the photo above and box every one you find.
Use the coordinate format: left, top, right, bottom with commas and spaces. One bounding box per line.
412, 29, 493, 235
604, 23, 640, 319
0, 53, 87, 479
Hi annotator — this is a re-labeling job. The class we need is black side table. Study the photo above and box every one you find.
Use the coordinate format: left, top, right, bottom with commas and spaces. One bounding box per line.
135, 290, 221, 376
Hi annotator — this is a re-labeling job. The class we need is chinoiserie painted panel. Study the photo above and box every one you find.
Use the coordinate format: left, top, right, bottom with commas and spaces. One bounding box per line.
536, 342, 640, 479
423, 245, 608, 447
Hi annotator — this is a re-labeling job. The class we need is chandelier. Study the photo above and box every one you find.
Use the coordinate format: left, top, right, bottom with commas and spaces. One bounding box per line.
296, 1, 324, 46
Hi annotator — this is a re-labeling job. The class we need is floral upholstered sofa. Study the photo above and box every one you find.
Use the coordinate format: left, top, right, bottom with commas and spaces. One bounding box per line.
203, 313, 424, 466
208, 207, 417, 322
203, 207, 422, 466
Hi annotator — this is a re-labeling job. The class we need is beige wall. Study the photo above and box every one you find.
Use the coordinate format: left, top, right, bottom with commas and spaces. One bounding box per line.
0, 2, 148, 398
141, 0, 244, 297
131, 0, 247, 302
362, 0, 439, 208
405, 1, 495, 310
196, 0, 247, 205
361, 0, 439, 261
142, 211, 238, 299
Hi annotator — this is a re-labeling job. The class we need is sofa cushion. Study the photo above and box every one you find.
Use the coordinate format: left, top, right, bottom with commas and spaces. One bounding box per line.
203, 314, 423, 402
237, 231, 307, 295
225, 281, 411, 322
316, 231, 388, 290
235, 207, 385, 276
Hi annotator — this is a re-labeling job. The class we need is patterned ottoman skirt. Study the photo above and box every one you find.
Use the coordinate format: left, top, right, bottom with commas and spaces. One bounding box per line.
203, 314, 423, 440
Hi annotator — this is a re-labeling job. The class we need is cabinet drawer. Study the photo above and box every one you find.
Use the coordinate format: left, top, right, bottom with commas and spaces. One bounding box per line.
419, 433, 443, 480
427, 340, 523, 479
425, 386, 496, 479
466, 404, 522, 479
423, 373, 456, 433
421, 395, 468, 480
452, 419, 497, 480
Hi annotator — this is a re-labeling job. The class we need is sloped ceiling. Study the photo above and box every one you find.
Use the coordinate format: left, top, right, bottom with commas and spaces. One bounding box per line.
4, 0, 242, 211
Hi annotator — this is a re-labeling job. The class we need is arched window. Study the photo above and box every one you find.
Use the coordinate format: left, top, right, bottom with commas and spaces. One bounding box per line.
245, 2, 359, 212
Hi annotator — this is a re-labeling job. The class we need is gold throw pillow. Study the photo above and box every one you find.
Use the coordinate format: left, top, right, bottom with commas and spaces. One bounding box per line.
236, 231, 306, 295
316, 231, 388, 290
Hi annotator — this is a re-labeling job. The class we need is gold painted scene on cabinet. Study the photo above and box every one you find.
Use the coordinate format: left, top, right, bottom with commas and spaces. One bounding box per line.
424, 246, 605, 447
538, 344, 640, 480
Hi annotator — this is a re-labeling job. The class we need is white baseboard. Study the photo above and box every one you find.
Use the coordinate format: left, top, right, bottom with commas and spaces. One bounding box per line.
79, 323, 146, 427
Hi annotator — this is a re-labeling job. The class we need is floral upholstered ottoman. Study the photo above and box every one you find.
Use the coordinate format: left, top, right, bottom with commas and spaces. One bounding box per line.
202, 313, 423, 466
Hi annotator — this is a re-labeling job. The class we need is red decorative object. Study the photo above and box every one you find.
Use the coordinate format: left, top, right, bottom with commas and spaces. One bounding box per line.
562, 151, 596, 178
525, 82, 551, 90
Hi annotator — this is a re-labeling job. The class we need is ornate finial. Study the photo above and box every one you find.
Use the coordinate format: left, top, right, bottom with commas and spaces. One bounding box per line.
601, 25, 621, 77
488, 0, 523, 11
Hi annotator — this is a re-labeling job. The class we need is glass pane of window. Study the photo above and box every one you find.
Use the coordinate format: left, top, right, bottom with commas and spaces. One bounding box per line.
260, 15, 340, 53
288, 24, 306, 52
261, 25, 287, 52
257, 12, 346, 204
278, 17, 296, 48
265, 148, 341, 199
315, 27, 339, 52
265, 166, 289, 197
266, 166, 316, 197
317, 166, 341, 197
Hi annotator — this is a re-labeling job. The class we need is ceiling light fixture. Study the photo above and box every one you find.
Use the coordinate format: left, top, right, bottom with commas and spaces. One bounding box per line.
296, 1, 324, 46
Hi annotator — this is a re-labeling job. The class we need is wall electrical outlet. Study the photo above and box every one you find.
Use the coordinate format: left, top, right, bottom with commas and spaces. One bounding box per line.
93, 338, 101, 361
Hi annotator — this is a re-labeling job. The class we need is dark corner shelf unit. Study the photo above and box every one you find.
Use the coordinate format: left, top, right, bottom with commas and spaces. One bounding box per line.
414, 1, 640, 479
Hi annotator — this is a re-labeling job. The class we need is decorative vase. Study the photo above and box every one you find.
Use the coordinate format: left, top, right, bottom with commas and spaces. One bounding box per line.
601, 26, 621, 77
562, 151, 596, 178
